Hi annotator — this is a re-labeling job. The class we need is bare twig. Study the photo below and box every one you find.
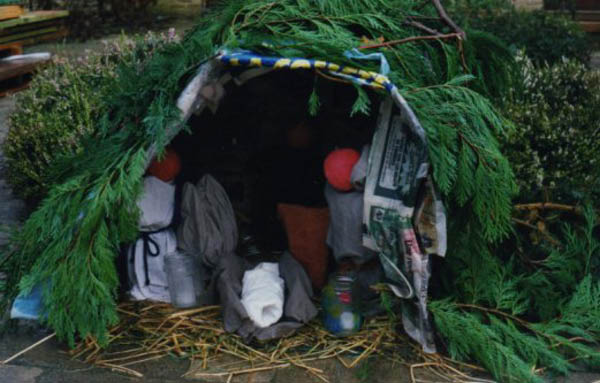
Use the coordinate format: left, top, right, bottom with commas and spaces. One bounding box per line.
1, 333, 56, 364
430, 0, 465, 39
512, 218, 561, 247
514, 203, 581, 214
359, 33, 461, 49
97, 362, 143, 378
404, 19, 440, 35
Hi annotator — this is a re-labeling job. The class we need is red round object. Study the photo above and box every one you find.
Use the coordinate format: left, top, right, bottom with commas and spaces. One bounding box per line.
324, 148, 361, 191
147, 148, 181, 182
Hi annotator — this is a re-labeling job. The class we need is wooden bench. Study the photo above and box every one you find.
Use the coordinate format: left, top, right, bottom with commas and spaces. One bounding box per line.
0, 5, 24, 21
0, 10, 69, 46
0, 9, 68, 96
0, 53, 51, 96
547, 10, 600, 34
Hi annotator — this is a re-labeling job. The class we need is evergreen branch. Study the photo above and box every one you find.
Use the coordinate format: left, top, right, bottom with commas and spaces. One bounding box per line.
0, 249, 15, 270
458, 131, 485, 165
454, 303, 551, 339
549, 337, 590, 349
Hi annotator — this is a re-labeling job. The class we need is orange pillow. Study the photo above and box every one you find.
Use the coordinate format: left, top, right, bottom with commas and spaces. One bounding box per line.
277, 204, 330, 289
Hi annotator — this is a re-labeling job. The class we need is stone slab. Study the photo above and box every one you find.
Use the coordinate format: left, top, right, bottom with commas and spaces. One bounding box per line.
0, 365, 43, 383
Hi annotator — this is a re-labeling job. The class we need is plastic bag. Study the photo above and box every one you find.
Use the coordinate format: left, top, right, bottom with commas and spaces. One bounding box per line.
10, 283, 46, 320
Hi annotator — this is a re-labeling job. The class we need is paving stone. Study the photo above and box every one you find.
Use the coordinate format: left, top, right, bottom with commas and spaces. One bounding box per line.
186, 356, 276, 383
0, 365, 43, 383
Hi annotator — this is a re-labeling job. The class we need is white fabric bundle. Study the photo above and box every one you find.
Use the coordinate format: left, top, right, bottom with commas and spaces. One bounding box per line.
240, 263, 285, 328
128, 176, 176, 302
138, 176, 176, 231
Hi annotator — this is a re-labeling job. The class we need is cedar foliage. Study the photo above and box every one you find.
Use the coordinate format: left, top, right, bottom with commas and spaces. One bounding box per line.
2, 0, 517, 363
431, 206, 600, 382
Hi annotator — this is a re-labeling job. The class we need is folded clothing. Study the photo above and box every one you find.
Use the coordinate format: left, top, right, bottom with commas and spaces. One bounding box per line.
240, 262, 285, 328
214, 252, 318, 341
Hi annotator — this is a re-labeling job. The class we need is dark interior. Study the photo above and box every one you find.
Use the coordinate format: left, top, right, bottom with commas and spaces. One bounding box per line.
170, 68, 382, 252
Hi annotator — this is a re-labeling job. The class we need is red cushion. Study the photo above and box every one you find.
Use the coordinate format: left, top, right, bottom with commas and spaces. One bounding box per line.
277, 203, 330, 289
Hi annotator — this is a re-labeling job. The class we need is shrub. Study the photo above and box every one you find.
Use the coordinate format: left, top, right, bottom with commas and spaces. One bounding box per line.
3, 31, 178, 205
28, 0, 159, 40
501, 53, 600, 202
483, 10, 590, 65
450, 1, 591, 66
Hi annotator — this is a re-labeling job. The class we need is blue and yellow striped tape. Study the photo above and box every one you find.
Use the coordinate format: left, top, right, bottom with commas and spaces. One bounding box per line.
218, 52, 396, 93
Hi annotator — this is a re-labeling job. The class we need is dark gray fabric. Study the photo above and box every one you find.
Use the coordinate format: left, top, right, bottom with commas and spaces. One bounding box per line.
279, 251, 318, 322
212, 251, 318, 342
177, 175, 238, 268
325, 184, 375, 265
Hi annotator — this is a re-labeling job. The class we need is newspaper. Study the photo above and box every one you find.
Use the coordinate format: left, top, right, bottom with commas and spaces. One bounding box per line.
363, 95, 446, 354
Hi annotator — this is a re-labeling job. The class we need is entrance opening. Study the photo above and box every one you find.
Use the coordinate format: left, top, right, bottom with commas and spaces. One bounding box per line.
170, 69, 382, 253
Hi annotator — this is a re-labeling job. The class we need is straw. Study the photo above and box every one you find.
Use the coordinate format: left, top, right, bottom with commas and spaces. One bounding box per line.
69, 300, 485, 382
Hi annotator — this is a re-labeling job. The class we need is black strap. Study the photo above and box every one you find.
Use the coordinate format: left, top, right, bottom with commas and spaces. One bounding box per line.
130, 227, 169, 286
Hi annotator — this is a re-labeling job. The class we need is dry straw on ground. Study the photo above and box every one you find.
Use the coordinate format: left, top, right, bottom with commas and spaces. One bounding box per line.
68, 301, 491, 383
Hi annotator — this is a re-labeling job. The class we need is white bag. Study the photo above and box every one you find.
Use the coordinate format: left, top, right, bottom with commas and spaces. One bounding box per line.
128, 229, 177, 302
128, 176, 177, 302
240, 263, 284, 328
138, 176, 176, 231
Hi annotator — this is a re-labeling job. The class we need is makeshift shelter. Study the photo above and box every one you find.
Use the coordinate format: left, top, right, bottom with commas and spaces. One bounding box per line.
152, 50, 443, 351
2, 0, 516, 355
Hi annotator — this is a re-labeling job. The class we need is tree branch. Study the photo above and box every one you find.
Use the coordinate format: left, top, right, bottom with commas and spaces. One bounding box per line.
430, 0, 466, 39
514, 203, 582, 214
404, 19, 440, 35
359, 32, 461, 50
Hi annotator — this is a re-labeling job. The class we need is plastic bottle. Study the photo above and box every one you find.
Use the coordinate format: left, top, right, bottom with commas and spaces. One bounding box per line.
321, 272, 363, 336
